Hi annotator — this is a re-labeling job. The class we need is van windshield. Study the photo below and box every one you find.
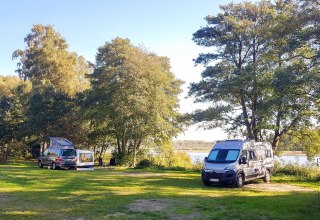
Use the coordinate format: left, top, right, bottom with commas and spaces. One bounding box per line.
207, 149, 240, 163
61, 149, 76, 156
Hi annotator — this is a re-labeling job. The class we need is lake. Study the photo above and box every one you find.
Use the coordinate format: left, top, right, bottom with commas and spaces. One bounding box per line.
188, 152, 320, 166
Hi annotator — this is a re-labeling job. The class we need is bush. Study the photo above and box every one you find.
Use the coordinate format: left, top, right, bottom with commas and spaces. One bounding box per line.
276, 163, 320, 181
136, 148, 199, 171
136, 159, 153, 168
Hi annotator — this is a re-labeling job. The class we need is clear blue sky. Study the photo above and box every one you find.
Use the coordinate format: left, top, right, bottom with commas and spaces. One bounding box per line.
0, 0, 241, 141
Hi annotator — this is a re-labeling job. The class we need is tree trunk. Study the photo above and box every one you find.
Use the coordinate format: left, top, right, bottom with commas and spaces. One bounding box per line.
272, 134, 280, 151
116, 138, 121, 154
132, 142, 137, 168
240, 97, 254, 140
4, 143, 8, 163
132, 140, 142, 168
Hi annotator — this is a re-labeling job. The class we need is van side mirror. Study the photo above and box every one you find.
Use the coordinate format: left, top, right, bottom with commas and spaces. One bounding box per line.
204, 157, 208, 162
240, 156, 247, 164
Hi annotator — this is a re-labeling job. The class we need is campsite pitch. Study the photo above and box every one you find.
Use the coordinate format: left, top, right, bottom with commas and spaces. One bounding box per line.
0, 162, 320, 220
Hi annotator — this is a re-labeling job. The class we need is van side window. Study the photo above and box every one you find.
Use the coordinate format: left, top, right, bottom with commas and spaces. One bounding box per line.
249, 150, 256, 161
48, 148, 57, 156
43, 149, 48, 156
240, 150, 247, 159
265, 150, 272, 158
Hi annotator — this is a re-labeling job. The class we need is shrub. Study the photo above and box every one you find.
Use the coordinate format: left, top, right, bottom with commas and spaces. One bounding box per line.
136, 159, 153, 168
136, 149, 196, 171
276, 163, 320, 181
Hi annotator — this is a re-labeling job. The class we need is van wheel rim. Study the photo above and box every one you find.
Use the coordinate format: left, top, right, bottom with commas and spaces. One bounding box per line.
238, 175, 243, 186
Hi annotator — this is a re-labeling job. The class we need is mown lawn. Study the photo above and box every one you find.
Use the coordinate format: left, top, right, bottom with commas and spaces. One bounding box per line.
0, 161, 320, 220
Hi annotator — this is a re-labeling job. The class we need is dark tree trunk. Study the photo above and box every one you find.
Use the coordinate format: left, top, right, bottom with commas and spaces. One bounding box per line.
240, 97, 255, 140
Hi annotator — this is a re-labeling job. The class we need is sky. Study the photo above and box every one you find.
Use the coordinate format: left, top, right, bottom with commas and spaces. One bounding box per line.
0, 0, 243, 142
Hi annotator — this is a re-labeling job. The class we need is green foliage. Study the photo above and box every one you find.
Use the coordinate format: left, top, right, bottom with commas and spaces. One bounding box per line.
279, 128, 320, 158
0, 76, 27, 163
189, 0, 320, 151
136, 158, 152, 168
276, 163, 320, 181
140, 143, 193, 170
22, 86, 71, 140
84, 38, 183, 166
13, 24, 91, 97
10, 24, 92, 151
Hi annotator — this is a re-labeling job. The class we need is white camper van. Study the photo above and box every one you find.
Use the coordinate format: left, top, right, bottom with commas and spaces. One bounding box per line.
76, 149, 94, 170
202, 139, 274, 187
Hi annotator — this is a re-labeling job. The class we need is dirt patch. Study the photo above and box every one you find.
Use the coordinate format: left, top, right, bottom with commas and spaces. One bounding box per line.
127, 199, 202, 219
104, 212, 128, 218
0, 193, 7, 202
128, 199, 169, 212
244, 183, 314, 192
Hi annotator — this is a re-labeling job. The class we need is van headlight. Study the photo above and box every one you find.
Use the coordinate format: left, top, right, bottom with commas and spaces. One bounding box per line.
224, 165, 235, 171
204, 169, 214, 173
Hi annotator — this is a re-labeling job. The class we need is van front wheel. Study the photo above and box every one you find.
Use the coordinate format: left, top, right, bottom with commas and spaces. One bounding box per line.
263, 169, 270, 183
235, 173, 244, 188
38, 161, 43, 168
202, 178, 211, 186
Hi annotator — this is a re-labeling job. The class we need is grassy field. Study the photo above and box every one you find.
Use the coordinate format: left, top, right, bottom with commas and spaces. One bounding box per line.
1, 161, 320, 220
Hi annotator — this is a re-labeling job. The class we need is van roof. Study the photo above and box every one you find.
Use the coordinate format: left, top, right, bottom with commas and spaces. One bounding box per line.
216, 139, 251, 143
213, 139, 272, 150
49, 137, 74, 147
214, 140, 243, 150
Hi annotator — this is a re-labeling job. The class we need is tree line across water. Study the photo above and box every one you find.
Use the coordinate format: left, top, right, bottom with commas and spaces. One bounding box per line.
1, 0, 320, 165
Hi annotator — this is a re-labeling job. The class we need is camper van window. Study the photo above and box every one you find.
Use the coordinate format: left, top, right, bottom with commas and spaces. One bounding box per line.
249, 151, 256, 160
266, 150, 272, 158
61, 149, 76, 156
49, 149, 58, 157
207, 149, 240, 163
240, 150, 247, 159
80, 153, 93, 163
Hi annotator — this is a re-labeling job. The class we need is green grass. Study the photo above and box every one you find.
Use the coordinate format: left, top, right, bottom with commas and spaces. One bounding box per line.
0, 161, 320, 220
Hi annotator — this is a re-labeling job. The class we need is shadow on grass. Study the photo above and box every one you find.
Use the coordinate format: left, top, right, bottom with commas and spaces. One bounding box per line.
1, 162, 320, 220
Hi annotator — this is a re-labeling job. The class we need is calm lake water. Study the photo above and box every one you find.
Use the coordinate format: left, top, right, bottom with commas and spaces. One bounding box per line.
188, 152, 320, 166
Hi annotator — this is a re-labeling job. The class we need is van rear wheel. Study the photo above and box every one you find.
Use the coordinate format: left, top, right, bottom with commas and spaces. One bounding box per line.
235, 173, 244, 188
38, 161, 43, 168
263, 169, 270, 183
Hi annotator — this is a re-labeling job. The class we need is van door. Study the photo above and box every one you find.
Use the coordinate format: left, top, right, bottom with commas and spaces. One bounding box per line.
41, 149, 49, 165
240, 150, 251, 179
248, 150, 262, 179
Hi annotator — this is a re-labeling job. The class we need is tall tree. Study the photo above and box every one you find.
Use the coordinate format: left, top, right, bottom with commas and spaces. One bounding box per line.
84, 38, 183, 166
13, 24, 91, 96
0, 76, 26, 162
12, 24, 92, 146
189, 0, 320, 150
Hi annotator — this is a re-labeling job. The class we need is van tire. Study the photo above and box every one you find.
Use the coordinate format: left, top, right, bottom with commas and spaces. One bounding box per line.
38, 161, 43, 168
235, 173, 244, 188
202, 178, 211, 186
263, 169, 270, 183
52, 162, 56, 170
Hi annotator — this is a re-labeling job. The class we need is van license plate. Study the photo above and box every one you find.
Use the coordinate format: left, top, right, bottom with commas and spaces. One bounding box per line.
210, 178, 219, 182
